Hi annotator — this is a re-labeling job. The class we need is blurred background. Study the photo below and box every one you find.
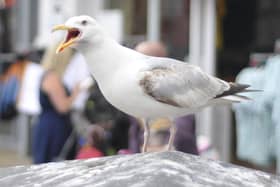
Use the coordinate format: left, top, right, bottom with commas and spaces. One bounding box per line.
0, 0, 280, 174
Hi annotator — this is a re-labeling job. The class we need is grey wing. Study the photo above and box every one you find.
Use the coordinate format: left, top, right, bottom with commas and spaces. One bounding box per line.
139, 57, 230, 108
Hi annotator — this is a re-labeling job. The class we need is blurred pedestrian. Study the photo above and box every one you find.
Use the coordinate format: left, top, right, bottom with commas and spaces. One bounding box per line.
135, 41, 168, 57
32, 43, 81, 164
63, 52, 92, 148
0, 53, 28, 120
129, 41, 198, 154
76, 125, 105, 159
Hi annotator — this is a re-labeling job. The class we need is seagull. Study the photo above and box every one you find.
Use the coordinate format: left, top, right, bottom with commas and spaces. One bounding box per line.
53, 15, 252, 152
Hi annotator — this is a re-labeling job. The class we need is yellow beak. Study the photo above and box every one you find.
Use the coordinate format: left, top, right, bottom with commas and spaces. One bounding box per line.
52, 24, 71, 32
52, 25, 78, 54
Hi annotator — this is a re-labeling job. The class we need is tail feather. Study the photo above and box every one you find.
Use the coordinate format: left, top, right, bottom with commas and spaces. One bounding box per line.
215, 82, 260, 99
208, 94, 250, 105
223, 95, 251, 103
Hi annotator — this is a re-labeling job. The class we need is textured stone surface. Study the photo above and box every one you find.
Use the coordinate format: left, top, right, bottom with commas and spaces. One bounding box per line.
0, 151, 279, 187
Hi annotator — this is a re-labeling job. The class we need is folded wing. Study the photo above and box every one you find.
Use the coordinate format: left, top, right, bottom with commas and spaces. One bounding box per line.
139, 57, 230, 108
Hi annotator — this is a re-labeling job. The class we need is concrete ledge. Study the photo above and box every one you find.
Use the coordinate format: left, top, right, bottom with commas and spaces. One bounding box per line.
0, 151, 279, 187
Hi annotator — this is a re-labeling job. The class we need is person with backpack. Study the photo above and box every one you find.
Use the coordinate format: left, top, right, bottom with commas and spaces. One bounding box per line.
0, 54, 28, 120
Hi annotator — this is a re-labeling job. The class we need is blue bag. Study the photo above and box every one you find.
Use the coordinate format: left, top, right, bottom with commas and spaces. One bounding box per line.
0, 76, 19, 120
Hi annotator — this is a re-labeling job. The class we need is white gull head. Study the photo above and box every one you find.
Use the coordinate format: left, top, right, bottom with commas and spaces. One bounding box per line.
52, 15, 107, 53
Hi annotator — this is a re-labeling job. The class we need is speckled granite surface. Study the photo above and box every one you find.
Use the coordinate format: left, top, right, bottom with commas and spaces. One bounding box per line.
0, 151, 279, 187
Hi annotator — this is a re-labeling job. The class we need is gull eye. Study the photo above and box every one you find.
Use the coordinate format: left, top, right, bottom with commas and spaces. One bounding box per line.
81, 20, 87, 25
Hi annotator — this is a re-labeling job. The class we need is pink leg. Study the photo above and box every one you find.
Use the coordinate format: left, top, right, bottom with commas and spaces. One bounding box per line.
141, 118, 150, 153
167, 119, 176, 151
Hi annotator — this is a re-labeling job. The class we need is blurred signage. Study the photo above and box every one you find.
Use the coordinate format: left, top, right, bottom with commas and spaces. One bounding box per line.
0, 0, 15, 8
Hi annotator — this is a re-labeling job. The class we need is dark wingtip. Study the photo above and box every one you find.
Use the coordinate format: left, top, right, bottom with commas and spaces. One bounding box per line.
243, 89, 263, 92
229, 82, 250, 90
215, 83, 259, 98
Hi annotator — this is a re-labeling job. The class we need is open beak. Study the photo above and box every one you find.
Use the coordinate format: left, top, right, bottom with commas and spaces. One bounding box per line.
52, 25, 81, 53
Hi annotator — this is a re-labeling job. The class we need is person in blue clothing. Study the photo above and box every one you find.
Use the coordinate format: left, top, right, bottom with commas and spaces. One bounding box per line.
32, 43, 81, 164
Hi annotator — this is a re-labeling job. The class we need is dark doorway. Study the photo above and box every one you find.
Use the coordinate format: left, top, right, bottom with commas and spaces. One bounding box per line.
217, 0, 257, 81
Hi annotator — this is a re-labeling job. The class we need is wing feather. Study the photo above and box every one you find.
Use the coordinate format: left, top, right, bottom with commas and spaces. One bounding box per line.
139, 57, 230, 108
